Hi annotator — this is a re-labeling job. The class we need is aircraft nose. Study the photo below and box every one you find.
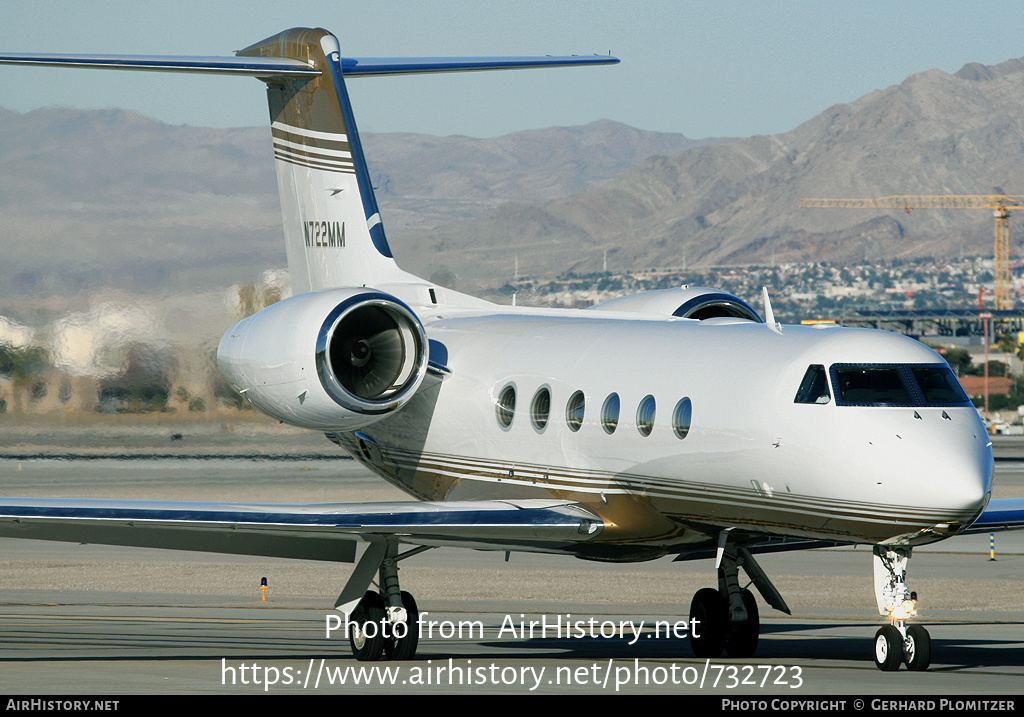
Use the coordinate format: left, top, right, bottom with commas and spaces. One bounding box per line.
954, 450, 991, 515
919, 424, 992, 520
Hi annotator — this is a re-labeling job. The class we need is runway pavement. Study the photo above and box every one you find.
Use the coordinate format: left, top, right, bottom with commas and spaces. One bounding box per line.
0, 425, 1021, 695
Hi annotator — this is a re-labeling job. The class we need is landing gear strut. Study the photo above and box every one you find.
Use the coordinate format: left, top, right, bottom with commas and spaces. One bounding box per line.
872, 545, 930, 671
688, 535, 789, 659
336, 541, 430, 661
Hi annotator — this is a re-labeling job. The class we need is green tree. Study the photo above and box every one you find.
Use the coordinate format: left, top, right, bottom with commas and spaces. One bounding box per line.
0, 345, 50, 412
0, 345, 49, 386
941, 348, 973, 376
985, 360, 1009, 378
998, 333, 1019, 355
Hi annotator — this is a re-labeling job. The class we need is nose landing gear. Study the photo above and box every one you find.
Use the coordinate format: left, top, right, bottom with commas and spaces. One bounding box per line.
872, 545, 931, 671
873, 615, 932, 671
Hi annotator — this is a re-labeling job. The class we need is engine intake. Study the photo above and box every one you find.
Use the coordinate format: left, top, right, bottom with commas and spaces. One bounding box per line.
317, 295, 426, 413
218, 288, 428, 430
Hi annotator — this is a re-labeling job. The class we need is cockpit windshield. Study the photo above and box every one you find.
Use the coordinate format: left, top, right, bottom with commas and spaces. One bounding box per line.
910, 365, 972, 405
833, 366, 912, 405
830, 363, 971, 407
794, 363, 972, 407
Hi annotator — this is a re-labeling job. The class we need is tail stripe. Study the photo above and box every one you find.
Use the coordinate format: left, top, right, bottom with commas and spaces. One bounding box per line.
271, 121, 348, 144
271, 124, 351, 153
272, 151, 356, 174
273, 137, 352, 159
271, 120, 357, 175
272, 150, 354, 170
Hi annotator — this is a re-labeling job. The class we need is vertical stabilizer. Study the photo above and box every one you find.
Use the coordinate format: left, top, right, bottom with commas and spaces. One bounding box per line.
0, 32, 617, 300
238, 28, 408, 294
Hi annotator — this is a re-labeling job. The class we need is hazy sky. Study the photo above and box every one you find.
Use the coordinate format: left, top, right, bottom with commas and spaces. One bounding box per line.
3, 1, 1024, 139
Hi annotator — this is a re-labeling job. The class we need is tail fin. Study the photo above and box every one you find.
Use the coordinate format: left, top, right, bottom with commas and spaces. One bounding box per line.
238, 28, 403, 294
0, 30, 617, 296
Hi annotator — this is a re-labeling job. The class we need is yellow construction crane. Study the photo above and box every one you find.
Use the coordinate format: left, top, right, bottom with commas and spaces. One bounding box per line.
799, 195, 1024, 310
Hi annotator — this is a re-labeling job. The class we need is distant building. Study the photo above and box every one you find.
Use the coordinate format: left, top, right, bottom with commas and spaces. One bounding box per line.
959, 375, 1014, 397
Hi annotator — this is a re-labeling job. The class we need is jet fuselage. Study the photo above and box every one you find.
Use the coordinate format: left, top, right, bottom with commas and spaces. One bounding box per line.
337, 312, 992, 559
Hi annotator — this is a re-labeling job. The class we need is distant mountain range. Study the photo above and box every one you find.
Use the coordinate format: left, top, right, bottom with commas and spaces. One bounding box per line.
396, 56, 1024, 288
0, 109, 713, 299
3, 52, 1024, 299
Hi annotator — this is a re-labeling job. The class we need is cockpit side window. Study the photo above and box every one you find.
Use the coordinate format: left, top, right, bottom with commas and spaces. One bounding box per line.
794, 365, 831, 404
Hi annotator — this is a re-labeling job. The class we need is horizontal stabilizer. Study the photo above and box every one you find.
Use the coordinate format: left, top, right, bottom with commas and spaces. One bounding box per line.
0, 53, 617, 79
338, 55, 619, 76
0, 53, 319, 78
0, 497, 603, 561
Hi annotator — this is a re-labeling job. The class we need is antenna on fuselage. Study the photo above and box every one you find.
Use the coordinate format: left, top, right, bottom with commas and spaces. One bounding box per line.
762, 287, 782, 334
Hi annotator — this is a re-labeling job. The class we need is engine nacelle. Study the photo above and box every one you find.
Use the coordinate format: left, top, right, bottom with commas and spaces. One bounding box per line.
217, 288, 428, 430
588, 286, 763, 322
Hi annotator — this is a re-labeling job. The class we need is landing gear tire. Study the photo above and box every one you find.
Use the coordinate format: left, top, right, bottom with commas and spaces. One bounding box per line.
349, 591, 386, 662
904, 625, 931, 671
874, 625, 903, 671
689, 587, 728, 658
383, 591, 420, 661
725, 588, 759, 658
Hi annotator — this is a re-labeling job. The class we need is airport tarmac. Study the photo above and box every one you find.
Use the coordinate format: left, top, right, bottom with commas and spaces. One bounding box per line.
0, 426, 1021, 694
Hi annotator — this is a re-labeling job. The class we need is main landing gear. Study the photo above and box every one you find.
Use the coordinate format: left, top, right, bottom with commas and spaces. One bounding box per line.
688, 534, 791, 659
336, 541, 430, 662
872, 545, 930, 671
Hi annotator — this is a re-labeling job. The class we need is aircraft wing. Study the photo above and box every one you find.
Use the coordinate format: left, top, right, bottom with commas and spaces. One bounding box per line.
671, 537, 855, 562
0, 497, 603, 562
960, 497, 1024, 533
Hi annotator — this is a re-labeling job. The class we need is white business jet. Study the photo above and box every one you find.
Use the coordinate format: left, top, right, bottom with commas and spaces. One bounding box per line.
0, 28, 1020, 671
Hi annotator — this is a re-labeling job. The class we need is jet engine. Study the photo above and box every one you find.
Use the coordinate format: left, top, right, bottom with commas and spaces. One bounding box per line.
217, 288, 428, 430
589, 286, 763, 322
